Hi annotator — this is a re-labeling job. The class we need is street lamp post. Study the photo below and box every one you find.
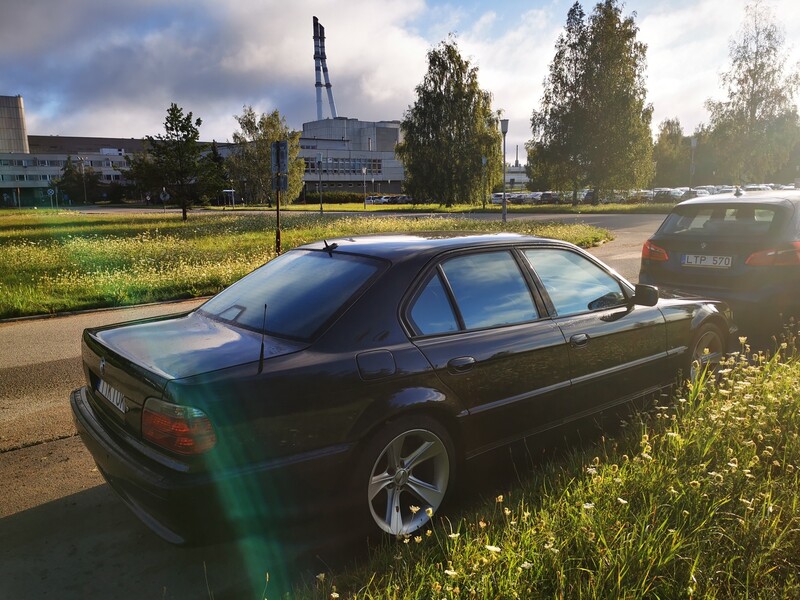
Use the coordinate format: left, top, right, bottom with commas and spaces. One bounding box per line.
77, 156, 88, 205
481, 156, 487, 209
500, 119, 509, 223
362, 166, 367, 209
316, 152, 323, 215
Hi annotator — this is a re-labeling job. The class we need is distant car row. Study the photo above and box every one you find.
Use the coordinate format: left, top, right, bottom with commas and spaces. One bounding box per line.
490, 192, 565, 205
365, 184, 796, 207
489, 183, 798, 206
364, 195, 414, 205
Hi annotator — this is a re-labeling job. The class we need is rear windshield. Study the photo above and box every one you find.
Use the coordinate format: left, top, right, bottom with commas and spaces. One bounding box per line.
198, 250, 383, 340
658, 204, 784, 237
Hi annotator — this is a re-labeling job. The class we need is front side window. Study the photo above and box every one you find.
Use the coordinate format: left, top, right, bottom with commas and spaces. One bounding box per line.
524, 249, 625, 316
199, 250, 382, 340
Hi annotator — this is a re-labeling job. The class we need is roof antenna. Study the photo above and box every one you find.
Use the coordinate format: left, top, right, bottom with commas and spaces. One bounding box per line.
322, 239, 338, 256
257, 303, 267, 374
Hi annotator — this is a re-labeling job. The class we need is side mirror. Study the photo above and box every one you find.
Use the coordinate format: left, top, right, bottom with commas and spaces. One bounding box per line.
633, 284, 659, 307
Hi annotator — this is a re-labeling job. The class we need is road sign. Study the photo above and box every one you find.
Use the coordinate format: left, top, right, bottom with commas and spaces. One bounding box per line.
271, 140, 289, 175
272, 174, 288, 192
47, 189, 55, 196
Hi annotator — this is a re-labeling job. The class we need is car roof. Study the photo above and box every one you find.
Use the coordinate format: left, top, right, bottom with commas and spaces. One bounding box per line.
675, 189, 800, 208
297, 232, 569, 261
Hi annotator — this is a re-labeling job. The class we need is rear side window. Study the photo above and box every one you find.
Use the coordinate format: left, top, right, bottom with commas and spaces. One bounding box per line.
408, 251, 538, 335
659, 205, 781, 237
408, 273, 459, 335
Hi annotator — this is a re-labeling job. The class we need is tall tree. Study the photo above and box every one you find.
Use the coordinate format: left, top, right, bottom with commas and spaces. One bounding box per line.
227, 106, 303, 206
581, 0, 653, 197
652, 118, 690, 188
125, 149, 162, 204
529, 2, 589, 203
146, 103, 205, 221
705, 0, 800, 184
396, 37, 502, 206
198, 140, 229, 205
56, 156, 101, 204
528, 0, 652, 201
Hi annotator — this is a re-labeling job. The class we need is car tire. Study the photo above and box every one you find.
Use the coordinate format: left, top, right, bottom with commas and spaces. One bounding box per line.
688, 322, 725, 381
356, 415, 455, 537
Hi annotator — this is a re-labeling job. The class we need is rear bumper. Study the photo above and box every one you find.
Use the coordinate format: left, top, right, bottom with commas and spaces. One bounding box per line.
640, 273, 800, 317
70, 387, 354, 544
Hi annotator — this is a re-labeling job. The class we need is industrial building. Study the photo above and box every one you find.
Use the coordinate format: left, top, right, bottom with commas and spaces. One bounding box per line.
0, 93, 404, 207
0, 17, 406, 207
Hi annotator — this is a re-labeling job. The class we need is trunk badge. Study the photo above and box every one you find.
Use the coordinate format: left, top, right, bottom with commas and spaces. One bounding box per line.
700, 242, 708, 250
100, 357, 106, 376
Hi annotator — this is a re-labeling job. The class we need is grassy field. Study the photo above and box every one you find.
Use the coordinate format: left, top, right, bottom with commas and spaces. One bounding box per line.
293, 339, 800, 599
0, 209, 610, 319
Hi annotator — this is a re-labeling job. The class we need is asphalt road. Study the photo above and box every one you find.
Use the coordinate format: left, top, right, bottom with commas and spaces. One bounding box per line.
0, 213, 664, 599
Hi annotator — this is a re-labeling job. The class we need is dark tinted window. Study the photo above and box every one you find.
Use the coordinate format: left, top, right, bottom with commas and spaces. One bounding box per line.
440, 251, 538, 329
409, 273, 459, 335
524, 249, 625, 316
659, 204, 781, 237
199, 250, 382, 340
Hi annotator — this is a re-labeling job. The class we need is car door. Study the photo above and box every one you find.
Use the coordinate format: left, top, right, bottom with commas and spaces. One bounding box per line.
406, 249, 571, 457
522, 247, 668, 419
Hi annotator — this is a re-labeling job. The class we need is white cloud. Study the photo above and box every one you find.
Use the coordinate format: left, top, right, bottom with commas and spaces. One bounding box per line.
3, 0, 800, 158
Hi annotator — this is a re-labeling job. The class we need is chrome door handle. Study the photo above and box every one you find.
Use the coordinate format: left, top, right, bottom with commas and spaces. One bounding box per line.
570, 333, 590, 348
447, 356, 476, 373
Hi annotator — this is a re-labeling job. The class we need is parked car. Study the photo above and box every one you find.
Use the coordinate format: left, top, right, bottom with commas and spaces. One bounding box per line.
640, 190, 800, 333
630, 189, 654, 203
540, 191, 562, 204
72, 233, 734, 544
524, 192, 544, 204
654, 189, 685, 203
681, 189, 710, 201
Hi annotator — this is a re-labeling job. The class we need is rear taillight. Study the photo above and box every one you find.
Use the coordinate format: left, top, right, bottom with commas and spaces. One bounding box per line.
642, 240, 669, 262
142, 398, 217, 455
745, 242, 800, 266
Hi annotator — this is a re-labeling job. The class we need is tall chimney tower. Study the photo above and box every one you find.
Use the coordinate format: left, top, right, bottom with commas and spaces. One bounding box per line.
313, 16, 338, 120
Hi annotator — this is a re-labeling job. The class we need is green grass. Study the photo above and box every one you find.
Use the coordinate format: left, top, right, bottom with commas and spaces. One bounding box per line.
0, 209, 610, 319
292, 339, 800, 599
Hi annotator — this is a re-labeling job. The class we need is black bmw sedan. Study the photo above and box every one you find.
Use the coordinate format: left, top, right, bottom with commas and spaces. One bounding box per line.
71, 233, 734, 543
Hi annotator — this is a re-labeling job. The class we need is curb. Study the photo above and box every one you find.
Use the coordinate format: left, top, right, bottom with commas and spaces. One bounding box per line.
0, 297, 210, 325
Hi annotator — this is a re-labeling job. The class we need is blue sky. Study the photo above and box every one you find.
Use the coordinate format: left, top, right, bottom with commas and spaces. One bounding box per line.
2, 0, 798, 156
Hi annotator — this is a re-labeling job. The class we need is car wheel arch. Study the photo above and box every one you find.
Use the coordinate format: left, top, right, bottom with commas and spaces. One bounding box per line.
686, 320, 727, 382
350, 398, 464, 459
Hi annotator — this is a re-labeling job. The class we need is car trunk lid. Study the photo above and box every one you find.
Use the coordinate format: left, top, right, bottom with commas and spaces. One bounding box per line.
82, 311, 307, 439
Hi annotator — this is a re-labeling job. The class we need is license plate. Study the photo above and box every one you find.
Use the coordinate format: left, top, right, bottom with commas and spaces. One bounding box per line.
681, 254, 732, 268
97, 379, 127, 413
